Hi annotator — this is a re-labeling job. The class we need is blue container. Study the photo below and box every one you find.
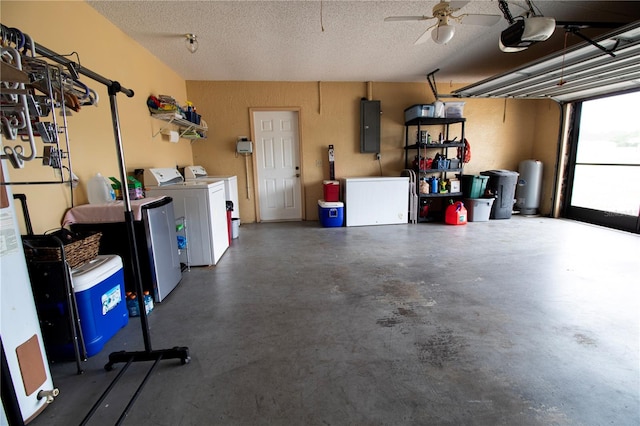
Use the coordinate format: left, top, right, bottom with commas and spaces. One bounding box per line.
127, 296, 140, 317
318, 200, 344, 227
429, 177, 439, 194
71, 255, 129, 357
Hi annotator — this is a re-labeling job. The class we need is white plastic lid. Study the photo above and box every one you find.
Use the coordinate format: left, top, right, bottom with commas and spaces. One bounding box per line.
464, 198, 495, 205
323, 180, 339, 185
71, 255, 123, 292
318, 200, 343, 208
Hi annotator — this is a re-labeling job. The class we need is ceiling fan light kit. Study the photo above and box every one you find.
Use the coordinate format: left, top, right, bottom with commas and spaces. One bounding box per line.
185, 33, 198, 54
432, 24, 455, 44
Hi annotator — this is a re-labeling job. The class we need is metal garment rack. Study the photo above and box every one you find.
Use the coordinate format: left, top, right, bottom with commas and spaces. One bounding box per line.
10, 26, 190, 425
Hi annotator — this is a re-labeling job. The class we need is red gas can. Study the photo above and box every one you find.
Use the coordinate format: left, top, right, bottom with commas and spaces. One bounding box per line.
445, 201, 467, 225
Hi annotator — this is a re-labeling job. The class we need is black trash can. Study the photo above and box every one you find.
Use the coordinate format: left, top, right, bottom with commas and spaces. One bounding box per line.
480, 170, 519, 219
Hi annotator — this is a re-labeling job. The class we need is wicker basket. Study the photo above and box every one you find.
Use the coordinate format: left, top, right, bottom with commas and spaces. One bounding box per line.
24, 230, 102, 269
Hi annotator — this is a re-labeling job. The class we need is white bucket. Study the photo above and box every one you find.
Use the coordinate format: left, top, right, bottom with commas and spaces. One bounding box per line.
231, 218, 240, 239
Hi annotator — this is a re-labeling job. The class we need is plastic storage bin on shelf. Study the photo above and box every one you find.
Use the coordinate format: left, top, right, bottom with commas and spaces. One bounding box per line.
70, 255, 129, 357
481, 169, 519, 219
404, 104, 435, 122
318, 200, 344, 227
444, 102, 465, 118
464, 198, 495, 222
323, 180, 340, 202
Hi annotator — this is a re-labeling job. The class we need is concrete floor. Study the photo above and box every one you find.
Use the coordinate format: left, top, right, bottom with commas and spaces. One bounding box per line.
30, 217, 639, 425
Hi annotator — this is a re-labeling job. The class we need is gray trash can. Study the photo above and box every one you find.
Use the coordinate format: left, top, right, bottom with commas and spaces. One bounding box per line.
480, 170, 519, 219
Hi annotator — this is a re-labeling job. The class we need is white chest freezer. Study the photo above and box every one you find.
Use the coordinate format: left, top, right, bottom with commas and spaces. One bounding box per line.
342, 177, 409, 227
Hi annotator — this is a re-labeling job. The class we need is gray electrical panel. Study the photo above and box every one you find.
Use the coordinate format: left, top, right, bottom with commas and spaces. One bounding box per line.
360, 99, 380, 153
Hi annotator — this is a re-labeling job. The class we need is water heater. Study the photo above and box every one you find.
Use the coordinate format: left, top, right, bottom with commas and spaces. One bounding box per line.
515, 160, 543, 215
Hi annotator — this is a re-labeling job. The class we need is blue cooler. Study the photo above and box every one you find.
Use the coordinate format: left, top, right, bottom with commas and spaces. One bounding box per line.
71, 255, 129, 357
318, 200, 344, 227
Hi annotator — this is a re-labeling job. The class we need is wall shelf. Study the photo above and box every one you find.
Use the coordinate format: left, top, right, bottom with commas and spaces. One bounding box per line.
151, 113, 208, 140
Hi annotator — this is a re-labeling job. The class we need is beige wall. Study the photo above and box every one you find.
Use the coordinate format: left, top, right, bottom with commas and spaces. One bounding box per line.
531, 100, 563, 215
187, 81, 559, 222
2, 1, 562, 234
2, 1, 193, 233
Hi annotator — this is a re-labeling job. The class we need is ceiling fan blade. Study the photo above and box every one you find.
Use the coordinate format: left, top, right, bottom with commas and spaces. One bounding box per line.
459, 13, 502, 26
448, 1, 470, 11
414, 23, 439, 45
384, 15, 433, 22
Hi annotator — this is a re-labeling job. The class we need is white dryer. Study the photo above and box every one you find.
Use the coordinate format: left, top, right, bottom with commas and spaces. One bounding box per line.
144, 168, 229, 266
184, 166, 240, 220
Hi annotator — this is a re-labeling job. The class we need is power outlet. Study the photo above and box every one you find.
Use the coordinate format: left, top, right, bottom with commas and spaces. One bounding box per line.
315, 159, 323, 167
376, 153, 381, 161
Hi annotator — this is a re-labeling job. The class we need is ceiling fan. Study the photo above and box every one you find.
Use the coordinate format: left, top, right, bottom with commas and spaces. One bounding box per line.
384, 0, 501, 45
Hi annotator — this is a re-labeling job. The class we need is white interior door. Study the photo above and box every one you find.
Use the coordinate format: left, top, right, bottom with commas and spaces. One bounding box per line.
253, 110, 302, 221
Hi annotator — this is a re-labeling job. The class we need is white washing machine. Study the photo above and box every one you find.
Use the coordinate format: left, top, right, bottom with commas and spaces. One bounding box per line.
144, 168, 229, 266
184, 166, 240, 220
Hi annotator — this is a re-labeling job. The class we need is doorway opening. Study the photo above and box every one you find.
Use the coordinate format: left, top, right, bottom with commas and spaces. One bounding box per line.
564, 91, 640, 233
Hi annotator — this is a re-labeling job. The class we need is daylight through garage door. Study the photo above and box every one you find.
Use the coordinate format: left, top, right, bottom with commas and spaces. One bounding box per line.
564, 91, 640, 233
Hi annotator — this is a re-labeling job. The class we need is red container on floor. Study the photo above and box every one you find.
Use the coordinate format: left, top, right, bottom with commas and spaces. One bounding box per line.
323, 180, 340, 202
445, 201, 467, 225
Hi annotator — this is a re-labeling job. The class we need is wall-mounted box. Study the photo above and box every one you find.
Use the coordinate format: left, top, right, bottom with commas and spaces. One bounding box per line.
236, 140, 253, 153
360, 99, 380, 153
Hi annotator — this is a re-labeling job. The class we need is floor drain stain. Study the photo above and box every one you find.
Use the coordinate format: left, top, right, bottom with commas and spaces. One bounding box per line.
415, 329, 466, 367
376, 317, 403, 327
574, 333, 597, 346
396, 307, 417, 317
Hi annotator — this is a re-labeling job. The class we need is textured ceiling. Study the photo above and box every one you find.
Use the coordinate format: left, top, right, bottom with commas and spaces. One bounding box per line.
87, 1, 640, 83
